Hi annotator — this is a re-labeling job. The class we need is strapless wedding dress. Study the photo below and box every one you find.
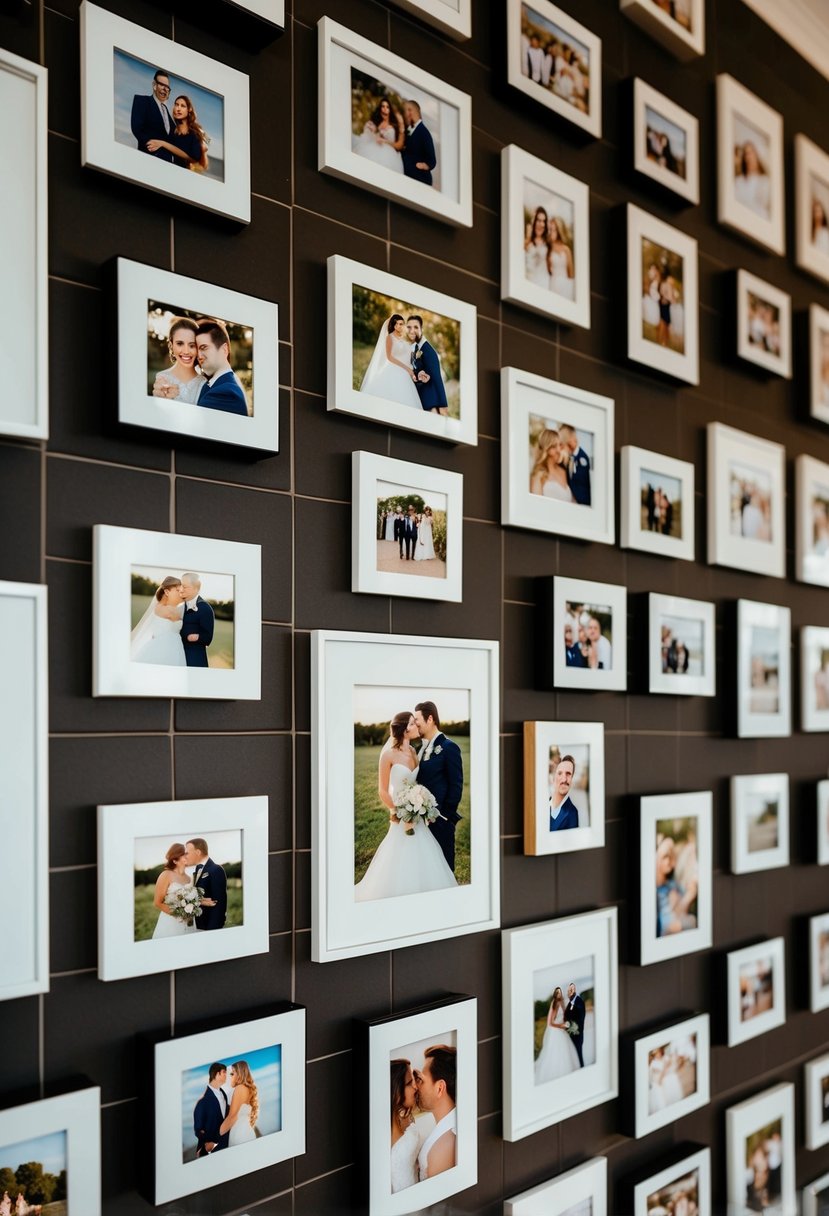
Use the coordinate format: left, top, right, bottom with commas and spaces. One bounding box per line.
542, 476, 574, 503
360, 336, 422, 411
355, 763, 457, 902
132, 608, 186, 667
550, 249, 575, 300
229, 1103, 257, 1146
534, 1007, 579, 1084
152, 881, 198, 938
353, 122, 404, 173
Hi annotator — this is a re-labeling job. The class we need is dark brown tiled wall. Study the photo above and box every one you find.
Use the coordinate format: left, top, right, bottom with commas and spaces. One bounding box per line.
1, 0, 829, 1211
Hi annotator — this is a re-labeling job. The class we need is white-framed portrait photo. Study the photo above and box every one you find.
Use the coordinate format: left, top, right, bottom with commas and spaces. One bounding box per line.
523, 720, 605, 857
802, 626, 829, 732
501, 367, 614, 545
352, 451, 463, 603
736, 269, 791, 378
505, 1157, 607, 1216
796, 454, 829, 587
80, 2, 251, 224
736, 599, 791, 739
809, 303, 829, 426
796, 134, 829, 285
0, 1087, 101, 1216
506, 0, 602, 138
621, 0, 704, 59
387, 0, 472, 40
806, 1052, 829, 1150
730, 772, 789, 874
501, 144, 590, 329
809, 912, 829, 1014
546, 576, 627, 692
640, 791, 712, 966
632, 78, 699, 204
620, 445, 694, 561
707, 423, 786, 579
726, 937, 786, 1047
648, 594, 715, 697
716, 74, 785, 255
92, 525, 262, 700
629, 1013, 710, 1139
626, 203, 699, 385
726, 1083, 796, 1215
318, 17, 472, 227
630, 1147, 711, 1216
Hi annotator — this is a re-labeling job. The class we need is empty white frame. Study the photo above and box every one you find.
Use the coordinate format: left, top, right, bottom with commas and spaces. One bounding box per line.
626, 203, 699, 385
501, 144, 591, 329
523, 720, 605, 857
736, 599, 791, 738
552, 577, 627, 692
796, 454, 829, 587
0, 1088, 101, 1216
796, 134, 829, 285
802, 626, 829, 732
707, 423, 786, 579
809, 303, 829, 425
632, 1148, 711, 1216
726, 1083, 796, 1215
633, 78, 700, 204
318, 17, 472, 226
388, 0, 472, 39
640, 791, 712, 966
621, 0, 704, 59
730, 773, 789, 873
505, 1157, 607, 1216
506, 0, 602, 138
632, 1013, 710, 1139
809, 912, 829, 1013
736, 269, 791, 378
648, 593, 715, 697
726, 937, 786, 1046
621, 446, 695, 561
716, 74, 785, 254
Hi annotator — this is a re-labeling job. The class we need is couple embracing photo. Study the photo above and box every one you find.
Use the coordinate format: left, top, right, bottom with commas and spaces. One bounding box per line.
360, 314, 448, 416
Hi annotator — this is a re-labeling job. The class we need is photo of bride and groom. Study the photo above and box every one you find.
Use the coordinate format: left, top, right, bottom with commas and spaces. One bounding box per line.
353, 687, 471, 900
376, 482, 447, 580
529, 413, 593, 506
129, 566, 235, 669
182, 1043, 281, 1164
389, 1036, 457, 1194
532, 957, 595, 1085
147, 301, 253, 417
133, 831, 242, 943
351, 68, 441, 190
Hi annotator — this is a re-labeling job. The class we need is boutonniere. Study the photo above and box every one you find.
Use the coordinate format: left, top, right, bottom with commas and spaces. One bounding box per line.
415, 350, 423, 360
433, 744, 443, 755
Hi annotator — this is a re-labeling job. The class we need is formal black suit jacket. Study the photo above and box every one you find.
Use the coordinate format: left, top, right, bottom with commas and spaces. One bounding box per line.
566, 994, 585, 1043
198, 370, 248, 417
393, 514, 405, 542
180, 596, 214, 668
193, 857, 227, 931
411, 341, 447, 411
401, 121, 436, 185
417, 733, 463, 871
193, 1085, 229, 1155
130, 94, 175, 160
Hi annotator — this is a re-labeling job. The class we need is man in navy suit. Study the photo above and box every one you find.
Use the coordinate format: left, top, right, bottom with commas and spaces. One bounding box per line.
406, 316, 448, 415
559, 424, 592, 506
403, 506, 418, 560
195, 320, 249, 417
184, 838, 228, 931
393, 508, 406, 559
193, 1062, 230, 1157
414, 700, 464, 873
564, 622, 586, 668
549, 754, 580, 833
179, 573, 214, 668
401, 100, 436, 186
130, 68, 176, 162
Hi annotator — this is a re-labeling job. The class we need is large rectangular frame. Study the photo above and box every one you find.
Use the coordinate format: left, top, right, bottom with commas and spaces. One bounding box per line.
726, 1083, 796, 1214
639, 791, 712, 966
726, 937, 786, 1046
631, 1013, 710, 1139
736, 598, 791, 738
626, 203, 699, 385
506, 0, 602, 138
620, 445, 695, 561
707, 423, 786, 579
0, 1087, 101, 1215
716, 73, 785, 255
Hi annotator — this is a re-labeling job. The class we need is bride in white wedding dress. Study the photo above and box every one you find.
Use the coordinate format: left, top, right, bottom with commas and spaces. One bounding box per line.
390, 1058, 435, 1193
534, 987, 580, 1084
130, 575, 187, 667
360, 315, 423, 411
355, 711, 457, 903
219, 1060, 260, 1147
352, 97, 405, 173
529, 428, 574, 503
151, 842, 198, 939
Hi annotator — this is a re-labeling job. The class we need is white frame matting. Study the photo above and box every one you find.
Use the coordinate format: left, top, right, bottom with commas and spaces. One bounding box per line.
620, 445, 695, 561
801, 625, 829, 733
506, 0, 602, 138
736, 598, 791, 738
626, 203, 699, 385
0, 1087, 101, 1216
505, 1157, 607, 1215
632, 1013, 710, 1139
523, 719, 605, 857
621, 0, 705, 58
730, 772, 789, 873
716, 73, 785, 255
707, 422, 786, 579
632, 77, 700, 203
639, 791, 712, 966
726, 937, 786, 1046
726, 1083, 796, 1215
736, 268, 791, 378
648, 593, 716, 697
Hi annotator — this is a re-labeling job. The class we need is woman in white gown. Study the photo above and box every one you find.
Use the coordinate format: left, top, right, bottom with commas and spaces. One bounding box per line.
352, 98, 404, 173
355, 712, 457, 903
643, 263, 661, 329
389, 1058, 434, 1192
360, 315, 423, 410
548, 217, 575, 301
384, 510, 397, 541
529, 428, 574, 502
130, 576, 187, 667
152, 842, 198, 939
414, 507, 436, 561
734, 140, 771, 219
219, 1060, 259, 1146
152, 317, 204, 404
534, 986, 580, 1083
524, 206, 551, 289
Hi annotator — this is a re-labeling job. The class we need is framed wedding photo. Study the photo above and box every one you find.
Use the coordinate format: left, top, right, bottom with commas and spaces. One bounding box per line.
804, 1170, 829, 1216
730, 772, 789, 874
501, 144, 590, 329
736, 269, 792, 378
506, 0, 602, 138
632, 78, 700, 204
142, 1005, 305, 1205
352, 451, 463, 603
523, 720, 605, 857
318, 17, 472, 227
716, 74, 785, 255
92, 525, 262, 700
357, 995, 477, 1215
505, 1157, 607, 1216
639, 791, 712, 966
621, 0, 704, 59
631, 1148, 711, 1216
809, 912, 829, 1013
0, 48, 47, 440
796, 454, 829, 587
736, 599, 791, 738
626, 204, 699, 385
0, 581, 48, 1004
802, 626, 829, 732
819, 780, 829, 865
116, 258, 279, 452
726, 937, 786, 1046
620, 446, 694, 561
629, 1013, 710, 1139
707, 423, 786, 579
0, 1087, 101, 1216
387, 0, 472, 40
501, 367, 614, 544
311, 630, 499, 963
809, 304, 829, 425
502, 907, 619, 1141
726, 1083, 796, 1215
796, 135, 829, 285
80, 2, 251, 223
648, 594, 715, 697
328, 255, 478, 446
545, 576, 627, 692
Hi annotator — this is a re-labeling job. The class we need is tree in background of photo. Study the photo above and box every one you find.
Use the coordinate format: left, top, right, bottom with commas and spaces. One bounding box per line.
376, 492, 447, 562
147, 300, 253, 414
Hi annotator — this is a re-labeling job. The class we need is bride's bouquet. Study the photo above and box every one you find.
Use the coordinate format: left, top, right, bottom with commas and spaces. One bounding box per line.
164, 883, 205, 926
393, 778, 440, 835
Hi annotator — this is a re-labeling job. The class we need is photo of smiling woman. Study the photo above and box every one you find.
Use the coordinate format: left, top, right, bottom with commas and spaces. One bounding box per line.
147, 303, 253, 417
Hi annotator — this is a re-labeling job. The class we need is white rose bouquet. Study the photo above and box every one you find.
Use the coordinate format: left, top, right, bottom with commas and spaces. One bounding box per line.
164, 883, 205, 926
393, 778, 440, 835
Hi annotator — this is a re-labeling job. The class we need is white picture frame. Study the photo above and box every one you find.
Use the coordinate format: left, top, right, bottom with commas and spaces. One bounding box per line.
621, 0, 705, 59
311, 630, 499, 963
92, 524, 262, 700
802, 626, 829, 732
500, 144, 591, 329
550, 576, 627, 692
523, 720, 605, 857
631, 1148, 711, 1216
730, 772, 789, 874
716, 74, 785, 255
736, 599, 792, 738
116, 258, 279, 452
795, 134, 829, 285
648, 593, 716, 697
736, 268, 792, 378
809, 303, 829, 426
620, 446, 695, 561
796, 454, 829, 587
809, 911, 829, 1013
328, 254, 478, 447
0, 48, 48, 440
228, 0, 285, 25
351, 451, 463, 603
803, 1170, 829, 1216
0, 581, 48, 1003
726, 937, 786, 1046
361, 996, 477, 1215
0, 1087, 101, 1216
631, 1013, 710, 1139
639, 791, 712, 966
726, 1083, 796, 1215
505, 1157, 607, 1215
97, 795, 270, 982
387, 0, 472, 40
806, 1052, 829, 1150
501, 367, 614, 544
318, 16, 472, 227
819, 780, 829, 865
706, 423, 786, 579
147, 1005, 305, 1205
502, 907, 619, 1141
632, 78, 700, 204
506, 0, 602, 138
80, 2, 251, 224
626, 203, 699, 385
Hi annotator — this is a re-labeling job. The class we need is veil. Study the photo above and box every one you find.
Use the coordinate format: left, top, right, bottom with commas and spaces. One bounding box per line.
359, 319, 393, 393
130, 596, 159, 660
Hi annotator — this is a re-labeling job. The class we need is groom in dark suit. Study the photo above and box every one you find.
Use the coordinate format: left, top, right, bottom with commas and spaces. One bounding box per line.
195, 320, 249, 416
414, 700, 463, 872
565, 982, 586, 1068
130, 68, 176, 161
184, 838, 228, 931
406, 316, 448, 415
401, 100, 437, 186
179, 573, 215, 668
193, 1062, 230, 1156
403, 506, 418, 560
394, 508, 406, 559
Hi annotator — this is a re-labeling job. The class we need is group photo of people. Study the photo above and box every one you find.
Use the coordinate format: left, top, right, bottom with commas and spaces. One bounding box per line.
742, 1119, 783, 1210
640, 470, 682, 539
546, 742, 590, 833
644, 104, 688, 180
659, 614, 704, 677
532, 957, 595, 1084
350, 68, 442, 191
647, 1032, 698, 1116
729, 463, 774, 542
563, 599, 613, 671
182, 1045, 281, 1163
0, 1131, 66, 1216
643, 1166, 701, 1216
528, 413, 593, 505
129, 566, 235, 670
519, 2, 591, 116
641, 239, 686, 353
522, 179, 576, 300
748, 625, 781, 715
389, 1036, 457, 1194
745, 291, 783, 358
133, 831, 242, 942
732, 115, 772, 220
147, 301, 253, 417
810, 175, 829, 256
739, 955, 775, 1025
375, 482, 447, 579
655, 817, 698, 939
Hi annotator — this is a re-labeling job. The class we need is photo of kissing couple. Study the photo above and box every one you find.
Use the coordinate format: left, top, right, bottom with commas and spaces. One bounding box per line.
351, 68, 441, 190
182, 1044, 281, 1163
390, 1038, 457, 1194
129, 566, 235, 669
532, 958, 595, 1085
133, 831, 242, 943
529, 413, 593, 505
147, 303, 253, 418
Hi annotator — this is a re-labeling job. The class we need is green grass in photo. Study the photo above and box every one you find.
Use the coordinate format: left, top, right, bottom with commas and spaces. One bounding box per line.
134, 879, 243, 942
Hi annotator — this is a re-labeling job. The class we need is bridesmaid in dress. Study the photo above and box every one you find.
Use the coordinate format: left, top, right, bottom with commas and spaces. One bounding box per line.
548, 216, 575, 300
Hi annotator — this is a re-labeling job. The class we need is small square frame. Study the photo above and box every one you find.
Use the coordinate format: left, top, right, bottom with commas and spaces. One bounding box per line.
621, 0, 704, 59
707, 423, 786, 579
726, 937, 786, 1046
639, 791, 713, 966
730, 772, 789, 873
620, 445, 695, 561
795, 134, 829, 285
632, 77, 700, 203
803, 1170, 829, 1216
736, 599, 792, 738
523, 720, 605, 856
716, 74, 785, 255
506, 0, 602, 138
550, 576, 627, 692
736, 268, 792, 378
648, 593, 716, 697
726, 1083, 796, 1213
626, 203, 699, 385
